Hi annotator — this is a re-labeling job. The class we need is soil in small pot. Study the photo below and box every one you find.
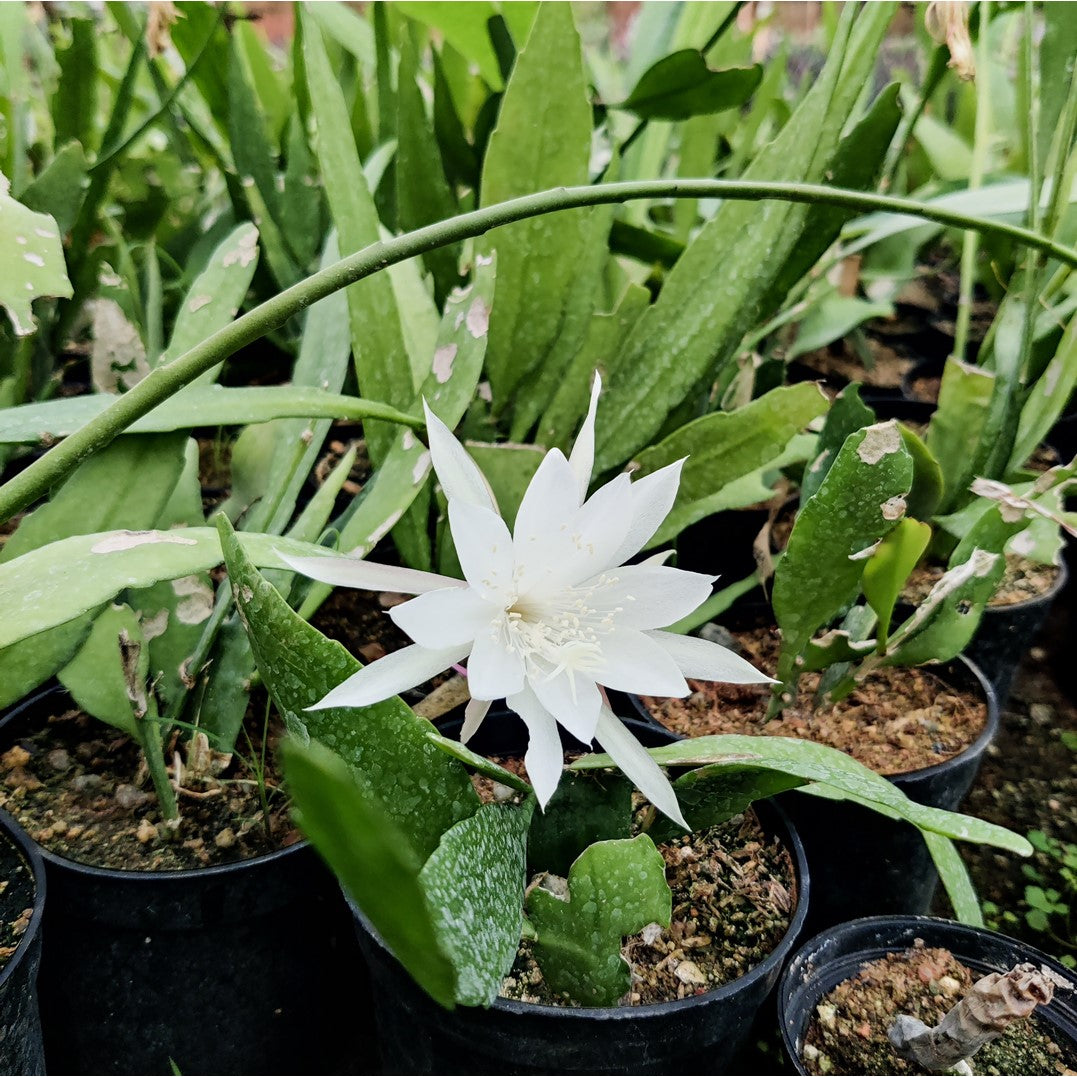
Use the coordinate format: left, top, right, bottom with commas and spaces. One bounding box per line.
642, 626, 987, 776
800, 941, 1077, 1076
471, 756, 796, 1008
0, 694, 299, 871
0, 831, 34, 973
903, 554, 1062, 609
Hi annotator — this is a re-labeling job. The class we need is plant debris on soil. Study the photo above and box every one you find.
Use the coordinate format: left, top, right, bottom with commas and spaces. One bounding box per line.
0, 693, 298, 872
642, 625, 987, 775
903, 555, 1062, 608
0, 830, 34, 973
801, 942, 1076, 1075
479, 753, 796, 1008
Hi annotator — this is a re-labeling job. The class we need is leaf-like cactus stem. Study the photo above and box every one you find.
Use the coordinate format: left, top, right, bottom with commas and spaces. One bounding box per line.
888, 962, 1071, 1073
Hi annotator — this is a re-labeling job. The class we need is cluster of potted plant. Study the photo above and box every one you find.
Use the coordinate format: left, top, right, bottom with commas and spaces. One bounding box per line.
0, 1, 1074, 1074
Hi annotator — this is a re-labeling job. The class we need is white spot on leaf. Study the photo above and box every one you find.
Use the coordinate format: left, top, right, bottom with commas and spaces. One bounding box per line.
432, 344, 457, 384
91, 531, 198, 553
856, 422, 902, 464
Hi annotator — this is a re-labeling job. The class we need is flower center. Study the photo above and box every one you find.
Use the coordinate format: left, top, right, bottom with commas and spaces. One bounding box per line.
498, 576, 622, 679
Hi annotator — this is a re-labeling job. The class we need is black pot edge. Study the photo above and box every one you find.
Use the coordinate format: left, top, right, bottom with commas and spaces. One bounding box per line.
0, 683, 313, 884
0, 807, 46, 995
349, 793, 812, 1024
628, 652, 1000, 788
777, 914, 1077, 1075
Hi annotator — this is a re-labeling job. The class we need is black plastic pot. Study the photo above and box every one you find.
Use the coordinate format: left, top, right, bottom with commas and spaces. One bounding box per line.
0, 808, 46, 1076
965, 558, 1068, 709
779, 915, 1077, 1075
632, 655, 998, 933
352, 713, 811, 1075
1, 686, 368, 1076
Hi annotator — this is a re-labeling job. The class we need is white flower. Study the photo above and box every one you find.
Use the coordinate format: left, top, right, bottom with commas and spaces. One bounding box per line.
281, 376, 771, 828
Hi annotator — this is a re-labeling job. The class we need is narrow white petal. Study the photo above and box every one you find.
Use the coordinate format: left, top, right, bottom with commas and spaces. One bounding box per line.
389, 587, 497, 648
594, 706, 688, 830
647, 630, 776, 684
513, 449, 581, 548
309, 643, 470, 710
509, 684, 564, 809
640, 549, 675, 566
588, 564, 714, 630
606, 459, 686, 567
591, 628, 690, 697
529, 667, 602, 744
423, 400, 496, 511
461, 697, 493, 743
278, 551, 463, 595
567, 371, 602, 503
447, 499, 515, 602
466, 622, 526, 700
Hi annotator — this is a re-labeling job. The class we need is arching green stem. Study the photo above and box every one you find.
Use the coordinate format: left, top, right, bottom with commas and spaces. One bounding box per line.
2, 178, 1076, 524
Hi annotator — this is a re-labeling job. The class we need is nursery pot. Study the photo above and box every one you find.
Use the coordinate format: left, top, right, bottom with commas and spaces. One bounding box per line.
350, 713, 810, 1076
778, 915, 1077, 1075
0, 808, 46, 1076
632, 655, 999, 933
0, 686, 368, 1076
964, 557, 1068, 709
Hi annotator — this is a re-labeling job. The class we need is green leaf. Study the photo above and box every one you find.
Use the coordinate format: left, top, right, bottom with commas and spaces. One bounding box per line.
924, 831, 983, 927
52, 18, 96, 150
427, 732, 533, 793
0, 188, 71, 336
477, 2, 591, 409
772, 422, 913, 691
301, 8, 411, 463
303, 1, 375, 70
393, 2, 505, 89
0, 618, 97, 710
571, 735, 1032, 856
787, 294, 894, 360
218, 516, 479, 860
899, 424, 944, 521
617, 52, 762, 121
800, 384, 875, 504
594, 3, 898, 471
58, 603, 145, 737
419, 800, 534, 1007
1011, 313, 1077, 471
527, 771, 634, 876
927, 359, 996, 513
636, 384, 829, 546
527, 835, 672, 1006
0, 385, 421, 444
863, 518, 931, 648
283, 737, 457, 1009
19, 141, 90, 235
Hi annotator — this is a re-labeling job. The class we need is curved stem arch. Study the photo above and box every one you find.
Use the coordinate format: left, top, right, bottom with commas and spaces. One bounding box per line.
3, 178, 1075, 523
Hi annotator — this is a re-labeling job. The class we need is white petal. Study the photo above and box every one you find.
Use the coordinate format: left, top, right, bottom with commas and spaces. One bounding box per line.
606, 459, 685, 567
509, 684, 564, 809
513, 449, 581, 552
639, 549, 675, 566
466, 621, 526, 700
594, 706, 687, 830
278, 551, 462, 595
588, 563, 714, 630
529, 666, 602, 744
591, 628, 690, 696
423, 400, 496, 511
447, 499, 515, 602
309, 642, 470, 709
567, 371, 601, 503
647, 630, 776, 684
461, 697, 492, 743
389, 587, 498, 648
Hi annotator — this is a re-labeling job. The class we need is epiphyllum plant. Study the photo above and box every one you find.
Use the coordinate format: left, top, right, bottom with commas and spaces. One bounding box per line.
283, 376, 770, 824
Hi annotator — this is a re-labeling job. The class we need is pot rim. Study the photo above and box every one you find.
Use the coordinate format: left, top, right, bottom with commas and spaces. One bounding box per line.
352, 791, 811, 1022
0, 682, 310, 883
629, 652, 1000, 785
777, 913, 1077, 1075
0, 806, 46, 994
983, 552, 1069, 612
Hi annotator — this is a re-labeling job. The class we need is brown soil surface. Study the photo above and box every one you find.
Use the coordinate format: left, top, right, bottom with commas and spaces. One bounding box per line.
0, 694, 298, 872
501, 809, 795, 1008
642, 625, 987, 775
0, 830, 34, 972
904, 555, 1062, 608
802, 942, 1075, 1075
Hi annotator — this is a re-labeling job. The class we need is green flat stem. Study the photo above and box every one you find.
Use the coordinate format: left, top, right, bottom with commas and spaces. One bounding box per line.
3, 178, 1076, 525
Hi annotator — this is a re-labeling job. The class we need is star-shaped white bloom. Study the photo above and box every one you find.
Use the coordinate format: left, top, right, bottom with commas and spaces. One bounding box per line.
281, 376, 771, 828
